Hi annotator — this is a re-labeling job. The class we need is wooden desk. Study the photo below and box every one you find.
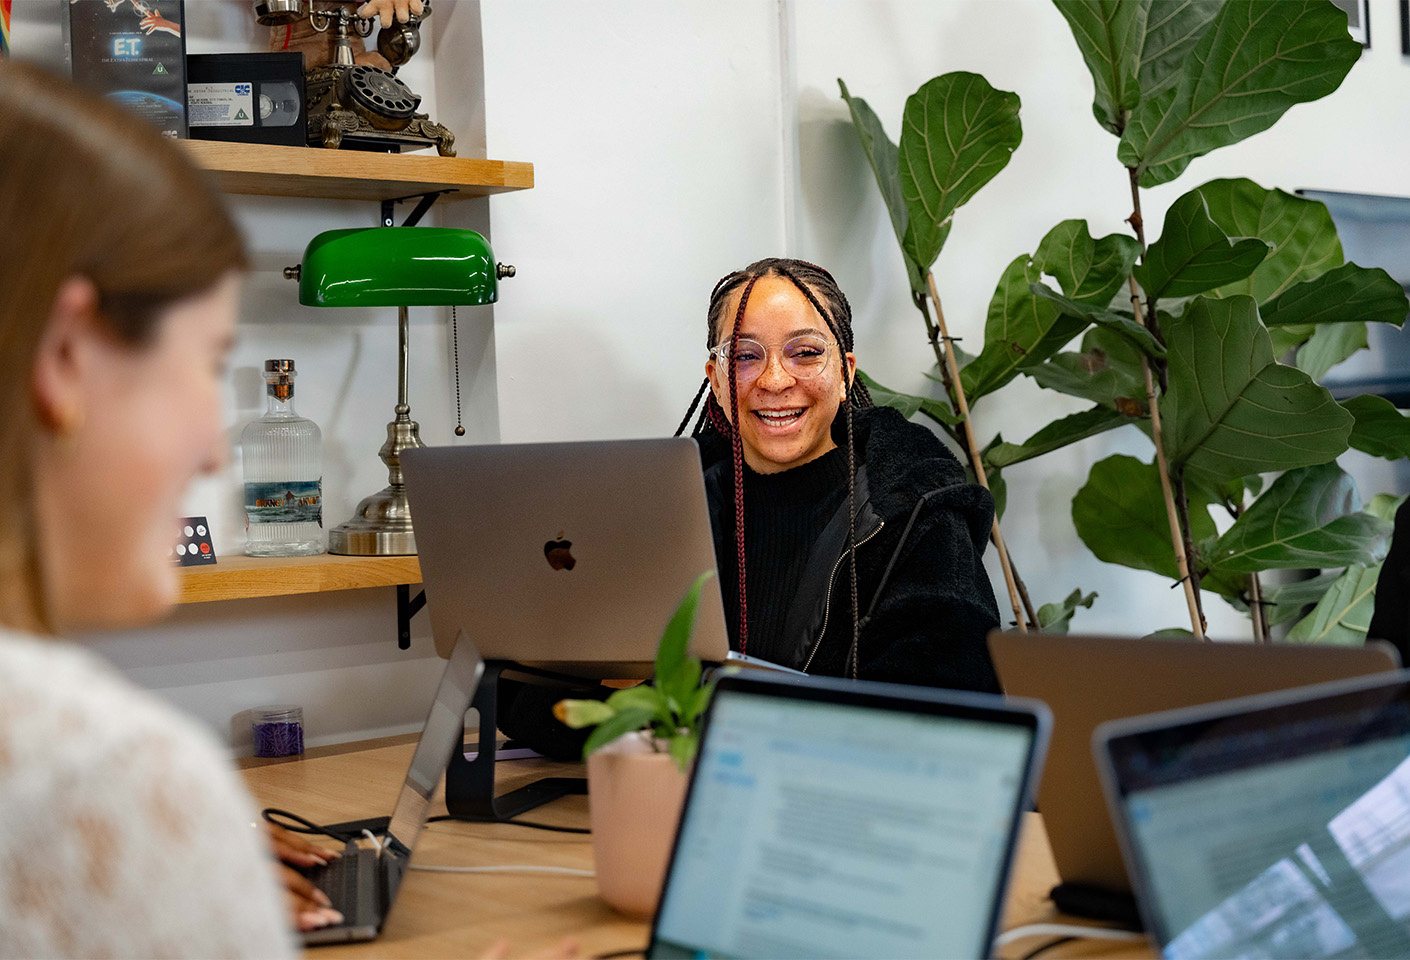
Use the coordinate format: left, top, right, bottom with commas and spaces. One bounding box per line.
240, 739, 1152, 959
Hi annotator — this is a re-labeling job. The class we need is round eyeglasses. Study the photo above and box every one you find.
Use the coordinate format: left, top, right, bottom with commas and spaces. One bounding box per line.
710, 335, 837, 383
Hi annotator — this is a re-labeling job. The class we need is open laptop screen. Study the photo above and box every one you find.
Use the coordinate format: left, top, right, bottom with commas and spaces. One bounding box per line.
386, 633, 485, 855
1101, 672, 1410, 959
649, 675, 1046, 960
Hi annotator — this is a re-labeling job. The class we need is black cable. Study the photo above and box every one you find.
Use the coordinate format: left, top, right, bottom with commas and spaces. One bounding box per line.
592, 949, 646, 959
427, 814, 590, 835
1019, 935, 1077, 960
264, 807, 591, 841
262, 807, 362, 842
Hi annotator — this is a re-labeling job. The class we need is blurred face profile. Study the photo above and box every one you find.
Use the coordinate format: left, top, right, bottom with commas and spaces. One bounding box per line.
34, 275, 239, 631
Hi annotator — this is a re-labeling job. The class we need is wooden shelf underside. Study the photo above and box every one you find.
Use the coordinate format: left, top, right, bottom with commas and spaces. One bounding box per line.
178, 554, 422, 604
181, 140, 534, 202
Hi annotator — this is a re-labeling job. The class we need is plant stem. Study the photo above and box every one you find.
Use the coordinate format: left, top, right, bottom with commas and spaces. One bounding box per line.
1248, 573, 1268, 644
925, 273, 1028, 633
1124, 163, 1206, 640
1128, 275, 1206, 640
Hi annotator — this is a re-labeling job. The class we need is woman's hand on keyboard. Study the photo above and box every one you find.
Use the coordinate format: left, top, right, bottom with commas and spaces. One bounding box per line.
277, 863, 345, 932
264, 821, 340, 868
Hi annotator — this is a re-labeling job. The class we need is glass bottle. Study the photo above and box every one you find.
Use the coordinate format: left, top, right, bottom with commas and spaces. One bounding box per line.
243, 359, 324, 557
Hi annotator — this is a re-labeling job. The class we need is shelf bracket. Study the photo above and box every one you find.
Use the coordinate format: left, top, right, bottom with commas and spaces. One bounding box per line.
380, 189, 454, 228
396, 584, 426, 650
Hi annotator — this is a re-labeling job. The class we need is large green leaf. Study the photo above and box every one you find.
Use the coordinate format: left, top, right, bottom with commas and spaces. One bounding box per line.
1034, 220, 1142, 306
1137, 0, 1225, 105
1344, 395, 1410, 460
986, 406, 1134, 468
1205, 463, 1390, 576
1285, 563, 1380, 644
839, 79, 925, 296
1053, 0, 1145, 134
1032, 283, 1166, 357
898, 73, 1022, 271
1197, 179, 1343, 303
962, 254, 1085, 401
1257, 571, 1343, 627
857, 370, 962, 426
1119, 0, 1361, 187
1297, 321, 1367, 382
1260, 262, 1408, 330
1134, 189, 1269, 299
1054, 0, 1224, 135
1037, 588, 1098, 634
1160, 296, 1352, 484
1027, 326, 1149, 414
1072, 454, 1217, 580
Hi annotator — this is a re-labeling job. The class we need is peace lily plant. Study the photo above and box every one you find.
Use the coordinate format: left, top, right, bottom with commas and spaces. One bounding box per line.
842, 0, 1410, 643
556, 571, 715, 772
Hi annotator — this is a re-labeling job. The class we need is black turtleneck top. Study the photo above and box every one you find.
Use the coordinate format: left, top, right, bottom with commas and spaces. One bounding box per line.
716, 445, 850, 663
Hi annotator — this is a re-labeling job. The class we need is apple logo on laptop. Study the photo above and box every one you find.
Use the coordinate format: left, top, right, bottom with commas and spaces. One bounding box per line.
544, 531, 576, 571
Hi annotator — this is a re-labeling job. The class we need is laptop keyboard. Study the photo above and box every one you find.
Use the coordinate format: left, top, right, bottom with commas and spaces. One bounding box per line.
304, 841, 372, 925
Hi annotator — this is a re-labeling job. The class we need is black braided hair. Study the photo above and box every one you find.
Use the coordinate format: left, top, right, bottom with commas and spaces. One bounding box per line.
674, 259, 873, 674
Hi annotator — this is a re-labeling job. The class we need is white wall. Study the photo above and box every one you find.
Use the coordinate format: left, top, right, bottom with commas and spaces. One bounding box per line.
13, 0, 1410, 748
486, 0, 1410, 642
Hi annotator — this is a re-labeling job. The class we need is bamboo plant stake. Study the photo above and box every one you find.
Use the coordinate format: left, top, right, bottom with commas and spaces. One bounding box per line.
1126, 275, 1205, 640
926, 273, 1028, 633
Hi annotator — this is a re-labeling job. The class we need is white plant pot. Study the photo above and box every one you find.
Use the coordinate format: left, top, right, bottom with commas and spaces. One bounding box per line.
586, 732, 689, 919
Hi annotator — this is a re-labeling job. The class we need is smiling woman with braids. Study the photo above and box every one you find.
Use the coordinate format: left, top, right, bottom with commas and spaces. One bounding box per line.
676, 259, 1001, 690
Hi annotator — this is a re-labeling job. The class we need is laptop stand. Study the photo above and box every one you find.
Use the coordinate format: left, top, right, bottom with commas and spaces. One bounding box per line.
443, 660, 588, 822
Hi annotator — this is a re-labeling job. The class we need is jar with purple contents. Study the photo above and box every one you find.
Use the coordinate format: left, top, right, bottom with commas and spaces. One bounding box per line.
252, 705, 304, 758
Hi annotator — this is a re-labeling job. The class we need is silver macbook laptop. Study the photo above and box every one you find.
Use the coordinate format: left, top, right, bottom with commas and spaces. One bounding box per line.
402, 439, 728, 678
1097, 669, 1410, 959
302, 632, 485, 945
648, 671, 1051, 959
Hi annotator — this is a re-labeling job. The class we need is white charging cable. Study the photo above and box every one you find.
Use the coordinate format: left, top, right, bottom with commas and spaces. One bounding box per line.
409, 864, 595, 877
994, 923, 1146, 948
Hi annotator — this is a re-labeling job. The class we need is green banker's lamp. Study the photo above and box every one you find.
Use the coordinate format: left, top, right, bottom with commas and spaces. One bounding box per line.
285, 226, 514, 556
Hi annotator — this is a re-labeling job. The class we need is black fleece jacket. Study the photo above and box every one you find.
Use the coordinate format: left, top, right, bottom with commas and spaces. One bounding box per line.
700, 406, 1002, 693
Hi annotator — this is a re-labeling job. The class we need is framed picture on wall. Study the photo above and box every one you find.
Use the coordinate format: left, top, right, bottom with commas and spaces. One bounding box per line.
1331, 0, 1370, 46
1402, 0, 1410, 53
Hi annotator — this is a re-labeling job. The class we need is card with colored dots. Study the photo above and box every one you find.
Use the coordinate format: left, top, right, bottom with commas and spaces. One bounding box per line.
173, 516, 217, 566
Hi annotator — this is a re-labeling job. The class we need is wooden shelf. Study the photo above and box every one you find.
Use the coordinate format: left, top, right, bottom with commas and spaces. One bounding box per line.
181, 140, 534, 202
178, 554, 422, 605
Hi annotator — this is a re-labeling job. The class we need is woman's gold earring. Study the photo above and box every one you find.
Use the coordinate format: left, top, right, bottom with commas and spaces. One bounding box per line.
51, 403, 84, 437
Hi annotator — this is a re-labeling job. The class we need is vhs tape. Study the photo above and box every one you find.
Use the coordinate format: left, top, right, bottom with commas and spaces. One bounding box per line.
186, 52, 304, 148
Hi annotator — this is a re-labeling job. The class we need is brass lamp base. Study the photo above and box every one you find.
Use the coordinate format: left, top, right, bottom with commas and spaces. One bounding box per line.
328, 416, 424, 557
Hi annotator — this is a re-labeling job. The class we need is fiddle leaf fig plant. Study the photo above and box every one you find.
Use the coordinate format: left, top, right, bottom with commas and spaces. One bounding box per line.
555, 571, 715, 773
842, 0, 1410, 643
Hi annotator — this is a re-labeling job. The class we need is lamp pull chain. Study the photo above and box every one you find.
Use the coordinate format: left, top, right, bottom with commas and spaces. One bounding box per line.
451, 305, 465, 437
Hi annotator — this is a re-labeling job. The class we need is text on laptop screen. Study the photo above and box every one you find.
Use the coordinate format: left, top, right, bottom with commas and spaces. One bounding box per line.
1110, 689, 1410, 959
651, 688, 1034, 959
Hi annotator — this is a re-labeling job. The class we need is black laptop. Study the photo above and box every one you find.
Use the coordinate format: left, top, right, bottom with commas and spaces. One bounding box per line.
647, 670, 1050, 959
301, 632, 485, 945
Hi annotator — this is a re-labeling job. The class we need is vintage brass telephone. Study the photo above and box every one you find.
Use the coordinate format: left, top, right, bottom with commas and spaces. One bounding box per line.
253, 0, 455, 155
